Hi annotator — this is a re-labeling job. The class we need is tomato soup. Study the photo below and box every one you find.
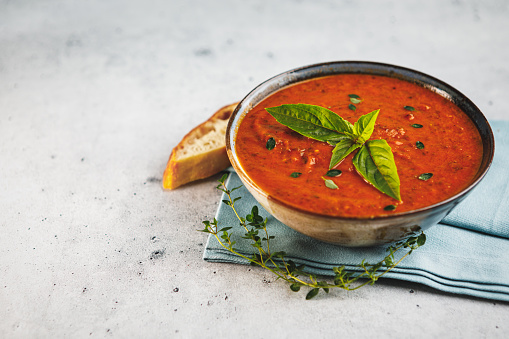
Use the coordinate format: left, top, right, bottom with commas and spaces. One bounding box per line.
235, 74, 483, 218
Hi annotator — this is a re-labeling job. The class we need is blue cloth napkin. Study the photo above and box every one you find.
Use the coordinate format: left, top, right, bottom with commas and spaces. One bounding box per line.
203, 121, 509, 302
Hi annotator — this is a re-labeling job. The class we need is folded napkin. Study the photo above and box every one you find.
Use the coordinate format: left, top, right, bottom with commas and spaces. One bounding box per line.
204, 121, 509, 302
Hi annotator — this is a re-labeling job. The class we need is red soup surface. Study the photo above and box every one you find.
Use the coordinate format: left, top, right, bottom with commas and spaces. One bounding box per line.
235, 74, 483, 218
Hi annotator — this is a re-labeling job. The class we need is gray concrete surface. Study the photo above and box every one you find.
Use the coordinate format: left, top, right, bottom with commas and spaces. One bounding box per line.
1, 0, 508, 337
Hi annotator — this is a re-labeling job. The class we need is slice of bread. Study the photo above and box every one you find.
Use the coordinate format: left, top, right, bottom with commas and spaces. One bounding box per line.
162, 102, 238, 189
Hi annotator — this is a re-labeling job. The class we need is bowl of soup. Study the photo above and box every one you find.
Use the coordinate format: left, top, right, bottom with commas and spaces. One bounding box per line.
226, 61, 494, 246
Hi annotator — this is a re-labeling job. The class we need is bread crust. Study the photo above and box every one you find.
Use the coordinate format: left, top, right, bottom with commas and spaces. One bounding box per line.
162, 102, 238, 189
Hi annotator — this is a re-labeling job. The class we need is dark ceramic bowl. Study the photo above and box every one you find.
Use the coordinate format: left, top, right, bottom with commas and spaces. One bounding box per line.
226, 61, 494, 246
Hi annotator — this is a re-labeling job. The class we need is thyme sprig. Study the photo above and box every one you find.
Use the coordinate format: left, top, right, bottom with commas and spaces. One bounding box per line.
201, 173, 426, 300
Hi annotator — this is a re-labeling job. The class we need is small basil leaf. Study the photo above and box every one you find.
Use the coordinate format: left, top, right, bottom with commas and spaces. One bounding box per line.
411, 124, 423, 128
266, 137, 275, 150
416, 141, 424, 149
348, 104, 356, 111
350, 97, 362, 104
404, 106, 415, 111
418, 173, 433, 181
384, 205, 397, 211
290, 172, 302, 178
329, 139, 361, 169
322, 177, 338, 189
348, 94, 360, 99
265, 104, 355, 142
352, 140, 401, 200
326, 169, 342, 177
353, 109, 380, 144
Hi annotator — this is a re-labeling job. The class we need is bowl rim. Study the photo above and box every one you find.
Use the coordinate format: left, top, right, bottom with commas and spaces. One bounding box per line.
226, 60, 495, 221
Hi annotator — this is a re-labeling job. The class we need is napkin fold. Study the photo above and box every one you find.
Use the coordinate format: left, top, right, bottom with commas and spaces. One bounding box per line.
204, 121, 509, 302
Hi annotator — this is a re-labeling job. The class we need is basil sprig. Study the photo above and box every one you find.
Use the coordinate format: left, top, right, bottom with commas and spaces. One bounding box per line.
265, 104, 401, 201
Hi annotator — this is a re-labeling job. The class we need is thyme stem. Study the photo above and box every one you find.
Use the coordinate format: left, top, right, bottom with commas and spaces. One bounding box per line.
201, 173, 426, 299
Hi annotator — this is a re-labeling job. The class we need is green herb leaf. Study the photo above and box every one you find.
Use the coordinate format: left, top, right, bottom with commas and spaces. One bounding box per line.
265, 104, 354, 142
404, 106, 415, 111
352, 140, 401, 200
218, 173, 228, 184
348, 94, 361, 99
353, 109, 380, 144
418, 173, 433, 181
306, 288, 320, 300
322, 177, 338, 189
326, 169, 342, 177
290, 283, 301, 292
329, 139, 361, 169
350, 97, 362, 104
411, 124, 423, 128
384, 205, 397, 211
266, 137, 275, 150
290, 172, 302, 178
348, 104, 356, 111
416, 141, 424, 149
417, 233, 427, 246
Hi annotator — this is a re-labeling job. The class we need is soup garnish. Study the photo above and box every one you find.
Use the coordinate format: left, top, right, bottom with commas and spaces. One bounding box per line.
266, 104, 401, 200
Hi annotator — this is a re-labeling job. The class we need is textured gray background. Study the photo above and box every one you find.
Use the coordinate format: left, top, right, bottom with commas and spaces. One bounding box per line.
1, 0, 508, 337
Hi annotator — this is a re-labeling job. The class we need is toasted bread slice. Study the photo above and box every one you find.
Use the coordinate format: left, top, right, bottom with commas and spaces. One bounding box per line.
162, 102, 238, 189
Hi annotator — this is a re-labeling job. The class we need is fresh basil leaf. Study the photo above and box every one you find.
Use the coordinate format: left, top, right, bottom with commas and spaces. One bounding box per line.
350, 97, 362, 104
384, 205, 397, 211
266, 137, 275, 150
418, 173, 433, 181
416, 141, 424, 149
348, 94, 360, 99
329, 139, 361, 169
353, 109, 380, 144
322, 177, 338, 189
290, 172, 302, 178
404, 106, 415, 111
352, 140, 401, 200
348, 104, 356, 111
265, 104, 354, 142
326, 169, 342, 177
411, 124, 423, 128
